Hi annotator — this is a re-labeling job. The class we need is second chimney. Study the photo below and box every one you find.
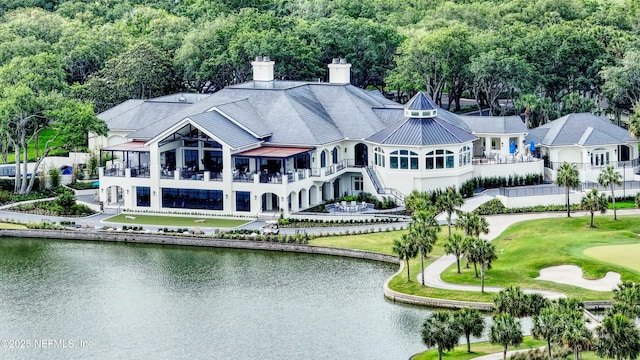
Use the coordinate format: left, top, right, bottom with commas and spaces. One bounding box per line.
252, 55, 275, 82
328, 58, 351, 84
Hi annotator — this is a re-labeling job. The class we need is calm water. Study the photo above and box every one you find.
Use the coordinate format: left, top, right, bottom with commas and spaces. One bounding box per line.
0, 238, 434, 359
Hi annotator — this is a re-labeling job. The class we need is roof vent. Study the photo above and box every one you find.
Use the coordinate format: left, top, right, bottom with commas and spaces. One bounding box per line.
255, 55, 263, 62
263, 55, 270, 62
340, 58, 347, 64
251, 55, 275, 81
332, 58, 339, 64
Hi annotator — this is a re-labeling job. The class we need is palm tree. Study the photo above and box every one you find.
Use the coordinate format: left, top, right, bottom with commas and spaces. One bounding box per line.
455, 307, 485, 353
489, 314, 523, 360
455, 211, 474, 236
532, 307, 563, 360
392, 234, 418, 281
598, 165, 622, 220
556, 162, 580, 217
409, 210, 440, 285
444, 234, 466, 274
581, 188, 608, 228
462, 213, 489, 276
421, 311, 461, 360
562, 318, 592, 360
475, 239, 497, 293
612, 281, 640, 318
436, 187, 464, 237
494, 286, 528, 317
594, 313, 640, 360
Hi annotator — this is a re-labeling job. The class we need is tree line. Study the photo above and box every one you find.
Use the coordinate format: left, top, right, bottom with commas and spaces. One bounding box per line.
422, 284, 640, 360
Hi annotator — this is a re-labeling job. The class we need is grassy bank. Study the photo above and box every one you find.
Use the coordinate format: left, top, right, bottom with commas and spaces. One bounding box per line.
411, 336, 546, 360
104, 214, 250, 228
441, 215, 640, 300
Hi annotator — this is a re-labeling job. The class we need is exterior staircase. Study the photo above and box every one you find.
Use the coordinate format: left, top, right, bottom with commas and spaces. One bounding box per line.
364, 166, 405, 206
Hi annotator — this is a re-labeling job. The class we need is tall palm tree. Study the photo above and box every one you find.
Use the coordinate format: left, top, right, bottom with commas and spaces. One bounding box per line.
421, 311, 461, 360
456, 211, 473, 236
581, 188, 608, 228
562, 318, 592, 360
436, 187, 464, 237
409, 210, 440, 285
612, 281, 640, 318
444, 233, 466, 274
489, 314, 523, 360
556, 162, 580, 217
392, 234, 418, 281
468, 213, 489, 239
494, 286, 529, 317
532, 307, 563, 360
595, 313, 640, 360
461, 213, 489, 275
475, 238, 497, 293
455, 307, 485, 353
598, 165, 622, 220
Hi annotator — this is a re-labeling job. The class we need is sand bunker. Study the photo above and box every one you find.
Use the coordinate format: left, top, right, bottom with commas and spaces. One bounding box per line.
535, 265, 621, 291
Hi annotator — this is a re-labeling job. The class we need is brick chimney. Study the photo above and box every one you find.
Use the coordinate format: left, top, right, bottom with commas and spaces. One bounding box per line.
251, 55, 275, 82
328, 58, 351, 84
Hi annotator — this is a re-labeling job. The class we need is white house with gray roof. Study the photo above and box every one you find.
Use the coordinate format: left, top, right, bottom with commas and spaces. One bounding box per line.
93, 58, 636, 216
526, 113, 639, 183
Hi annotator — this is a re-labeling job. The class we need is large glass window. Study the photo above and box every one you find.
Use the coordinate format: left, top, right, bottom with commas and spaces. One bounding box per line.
136, 187, 150, 207
459, 146, 471, 166
374, 147, 385, 167
332, 148, 339, 164
234, 157, 249, 172
294, 154, 310, 169
426, 150, 455, 170
184, 149, 199, 169
389, 150, 418, 169
590, 148, 610, 166
162, 188, 223, 210
203, 150, 223, 172
236, 191, 251, 212
320, 151, 327, 168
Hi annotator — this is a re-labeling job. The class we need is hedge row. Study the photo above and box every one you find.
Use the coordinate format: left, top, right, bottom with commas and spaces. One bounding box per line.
461, 173, 544, 197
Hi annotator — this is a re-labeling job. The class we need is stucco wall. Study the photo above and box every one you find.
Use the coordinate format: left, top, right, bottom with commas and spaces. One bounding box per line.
472, 160, 544, 179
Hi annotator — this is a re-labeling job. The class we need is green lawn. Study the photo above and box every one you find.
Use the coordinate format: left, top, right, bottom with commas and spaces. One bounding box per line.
0, 222, 27, 229
311, 228, 500, 302
310, 230, 406, 254
584, 244, 640, 272
411, 336, 546, 360
3, 129, 70, 164
104, 214, 250, 228
440, 215, 640, 300
609, 200, 636, 209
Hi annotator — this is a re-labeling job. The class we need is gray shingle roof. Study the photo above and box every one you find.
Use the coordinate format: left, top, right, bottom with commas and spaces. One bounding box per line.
459, 115, 527, 134
525, 113, 635, 146
406, 92, 438, 110
367, 118, 477, 145
188, 112, 260, 149
128, 83, 404, 146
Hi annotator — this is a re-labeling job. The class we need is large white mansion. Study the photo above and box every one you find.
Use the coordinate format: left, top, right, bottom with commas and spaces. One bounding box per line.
92, 58, 639, 216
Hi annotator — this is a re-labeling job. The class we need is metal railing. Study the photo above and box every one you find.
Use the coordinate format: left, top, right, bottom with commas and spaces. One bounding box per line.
473, 155, 541, 166
547, 158, 639, 171
499, 185, 567, 197
103, 167, 125, 177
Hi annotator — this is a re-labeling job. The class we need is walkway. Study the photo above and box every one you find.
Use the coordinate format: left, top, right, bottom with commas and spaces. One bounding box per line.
421, 209, 640, 299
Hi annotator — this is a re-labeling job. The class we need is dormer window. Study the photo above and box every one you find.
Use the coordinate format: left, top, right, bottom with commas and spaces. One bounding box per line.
404, 108, 437, 118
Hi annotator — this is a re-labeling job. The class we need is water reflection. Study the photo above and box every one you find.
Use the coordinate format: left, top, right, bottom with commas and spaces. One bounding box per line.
0, 239, 433, 359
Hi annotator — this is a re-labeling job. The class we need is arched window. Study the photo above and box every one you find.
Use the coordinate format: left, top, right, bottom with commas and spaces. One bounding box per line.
390, 150, 418, 169
459, 146, 471, 166
320, 151, 326, 168
374, 147, 385, 167
332, 147, 339, 164
426, 150, 455, 170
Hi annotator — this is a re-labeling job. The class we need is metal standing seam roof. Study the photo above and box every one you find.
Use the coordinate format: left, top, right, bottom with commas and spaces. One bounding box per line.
102, 141, 149, 152
459, 115, 527, 134
406, 92, 438, 111
236, 146, 314, 158
367, 117, 477, 146
525, 113, 636, 146
188, 111, 261, 149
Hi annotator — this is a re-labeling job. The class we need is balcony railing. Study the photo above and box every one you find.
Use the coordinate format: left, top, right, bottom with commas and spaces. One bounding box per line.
473, 155, 541, 166
104, 167, 125, 177
546, 158, 639, 171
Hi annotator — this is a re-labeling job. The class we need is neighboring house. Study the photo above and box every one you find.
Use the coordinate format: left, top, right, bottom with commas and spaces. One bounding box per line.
526, 113, 639, 183
95, 58, 635, 216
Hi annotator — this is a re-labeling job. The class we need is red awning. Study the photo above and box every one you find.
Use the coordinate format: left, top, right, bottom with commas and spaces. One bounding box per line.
236, 146, 313, 158
102, 141, 149, 152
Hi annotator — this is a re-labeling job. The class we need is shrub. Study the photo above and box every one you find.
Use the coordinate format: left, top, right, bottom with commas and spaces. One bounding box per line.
48, 167, 61, 189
